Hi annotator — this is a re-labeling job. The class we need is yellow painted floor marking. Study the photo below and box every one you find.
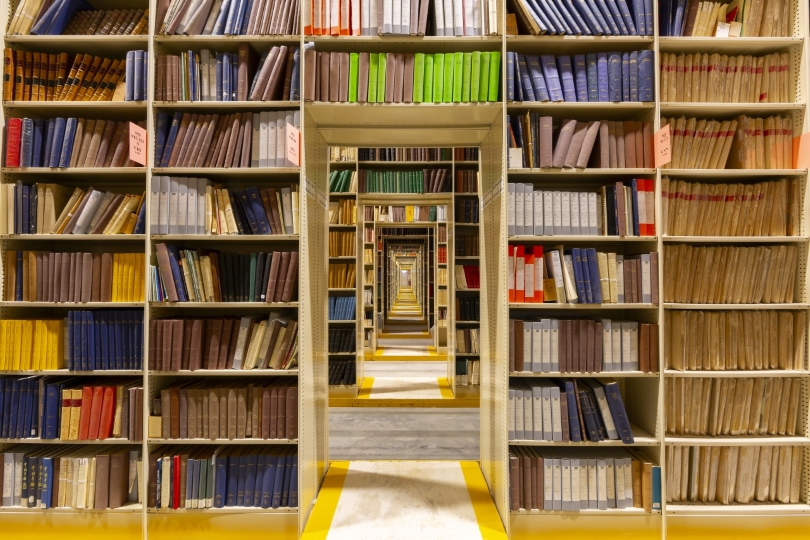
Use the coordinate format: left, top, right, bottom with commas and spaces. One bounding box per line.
357, 377, 374, 399
300, 461, 350, 540
460, 461, 509, 540
438, 377, 455, 399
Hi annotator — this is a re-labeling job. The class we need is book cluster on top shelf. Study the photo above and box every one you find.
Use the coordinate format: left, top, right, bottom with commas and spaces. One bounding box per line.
8, 3, 149, 35
156, 0, 300, 36
508, 0, 654, 35
660, 0, 793, 36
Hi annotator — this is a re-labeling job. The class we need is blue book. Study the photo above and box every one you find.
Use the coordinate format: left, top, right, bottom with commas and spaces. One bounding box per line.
585, 54, 598, 101
215, 53, 224, 101
80, 310, 88, 370
166, 247, 189, 302
639, 50, 654, 101
572, 0, 604, 35
254, 455, 266, 506
8, 379, 20, 438
231, 61, 238, 100
281, 451, 293, 506
125, 310, 133, 370
134, 51, 145, 101
622, 53, 630, 101
133, 200, 147, 234
87, 310, 96, 370
226, 454, 240, 506
568, 249, 586, 303
560, 0, 591, 34
28, 187, 36, 234
142, 51, 148, 100
14, 251, 22, 300
573, 55, 588, 101
214, 452, 228, 507
212, 0, 233, 34
31, 0, 92, 35
629, 51, 639, 101
43, 382, 60, 438
244, 454, 258, 507
58, 117, 77, 167
632, 0, 646, 35
605, 0, 629, 33
290, 48, 301, 100
225, 0, 242, 34
615, 0, 637, 34
1, 379, 11, 438
236, 454, 248, 506
599, 379, 634, 443
631, 179, 641, 235
516, 54, 536, 101
288, 454, 298, 508
48, 117, 66, 168
559, 381, 582, 441
72, 311, 81, 370
154, 113, 169, 163
540, 55, 563, 102
20, 118, 33, 167
589, 0, 615, 34
159, 112, 183, 167
260, 453, 277, 508
240, 0, 254, 33
114, 310, 124, 369
31, 119, 45, 167
556, 56, 577, 102
506, 52, 515, 101
21, 186, 30, 236
40, 457, 54, 508
577, 388, 601, 441
0, 380, 5, 437
608, 53, 622, 102
578, 248, 593, 303
236, 0, 251, 34
30, 382, 39, 436
135, 312, 143, 370
512, 54, 524, 101
42, 118, 55, 167
17, 379, 29, 438
550, 0, 581, 34
596, 53, 609, 102
272, 451, 287, 508
525, 0, 555, 33
100, 311, 109, 370
543, 0, 572, 33
125, 51, 135, 101
643, 0, 653, 34
246, 187, 272, 234
187, 459, 197, 504
586, 248, 603, 303
652, 466, 662, 510
223, 53, 232, 101
526, 56, 550, 102
236, 189, 260, 234
671, 0, 687, 35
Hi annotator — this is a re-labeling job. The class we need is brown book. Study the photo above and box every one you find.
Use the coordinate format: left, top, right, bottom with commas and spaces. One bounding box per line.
358, 52, 370, 103
269, 386, 279, 438
154, 244, 179, 302
206, 318, 223, 369
160, 319, 173, 371
633, 121, 645, 170
237, 43, 250, 101
576, 120, 601, 168
286, 386, 297, 439
250, 46, 280, 101
328, 51, 340, 102
94, 453, 111, 508
403, 53, 414, 103
189, 319, 204, 371
639, 323, 650, 372
224, 319, 242, 369
649, 323, 659, 372
385, 53, 396, 103
265, 251, 282, 302
262, 45, 288, 101
623, 120, 637, 168
615, 121, 626, 167
642, 121, 654, 168
72, 252, 82, 301
108, 450, 128, 508
552, 119, 577, 168
563, 121, 588, 168
79, 252, 93, 302
272, 252, 291, 302
171, 319, 184, 371
318, 52, 330, 102
280, 251, 299, 302
338, 52, 350, 102
179, 389, 188, 438
167, 113, 192, 167
304, 49, 317, 101
281, 47, 295, 101
93, 120, 117, 167
589, 121, 610, 168
169, 388, 180, 438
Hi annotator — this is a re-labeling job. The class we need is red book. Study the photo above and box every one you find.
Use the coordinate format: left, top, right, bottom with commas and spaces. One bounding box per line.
77, 386, 93, 440
515, 245, 526, 303
645, 179, 656, 236
5, 118, 21, 167
508, 245, 516, 302
173, 455, 181, 509
87, 386, 104, 440
534, 246, 545, 303
98, 386, 116, 439
525, 248, 536, 303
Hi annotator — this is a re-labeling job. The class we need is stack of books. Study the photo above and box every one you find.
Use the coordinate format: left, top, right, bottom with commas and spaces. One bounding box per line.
510, 0, 654, 35
156, 0, 300, 36
660, 0, 791, 36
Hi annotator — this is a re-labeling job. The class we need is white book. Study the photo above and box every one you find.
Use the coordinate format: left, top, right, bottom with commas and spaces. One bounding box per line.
533, 189, 544, 235
168, 177, 180, 234
150, 176, 162, 234
177, 177, 188, 234
570, 190, 580, 235
275, 112, 286, 167
402, 0, 411, 34
622, 458, 633, 506
531, 322, 543, 372
200, 49, 211, 101
587, 192, 597, 235
605, 459, 616, 508
550, 319, 559, 371
443, 0, 454, 36
640, 254, 652, 303
507, 183, 516, 235
208, 54, 216, 99
159, 176, 170, 234
541, 319, 551, 372
562, 254, 577, 303
561, 458, 571, 510
187, 177, 198, 234
601, 319, 613, 371
514, 388, 524, 439
552, 191, 562, 234
591, 385, 618, 439
596, 459, 608, 509
552, 458, 562, 510
560, 191, 571, 234
615, 458, 627, 509
293, 110, 300, 128
530, 383, 543, 440
284, 111, 296, 166
361, 0, 370, 34
197, 178, 208, 234
72, 189, 103, 234
522, 384, 533, 439
384, 0, 394, 33
611, 322, 622, 371
543, 457, 553, 510
571, 458, 581, 510
543, 191, 553, 233
615, 254, 625, 302
251, 113, 260, 167
472, 0, 481, 35
352, 0, 361, 34
523, 322, 533, 373
514, 183, 523, 235
433, 0, 445, 36
508, 388, 515, 439
523, 183, 532, 234
259, 111, 270, 167
587, 458, 598, 509
550, 385, 562, 441
266, 112, 276, 166
453, 0, 463, 35
621, 321, 639, 370
370, 0, 379, 34
87, 191, 115, 232
548, 250, 566, 302
540, 385, 552, 441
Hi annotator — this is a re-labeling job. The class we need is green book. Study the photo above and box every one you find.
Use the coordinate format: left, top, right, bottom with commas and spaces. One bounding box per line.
461, 52, 472, 102
348, 52, 359, 103
413, 53, 425, 103
488, 51, 501, 102
377, 52, 387, 103
452, 52, 463, 102
249, 253, 257, 301
424, 54, 434, 103
443, 52, 454, 103
368, 53, 379, 103
470, 51, 481, 103
479, 52, 491, 103
340, 170, 351, 192
433, 54, 444, 104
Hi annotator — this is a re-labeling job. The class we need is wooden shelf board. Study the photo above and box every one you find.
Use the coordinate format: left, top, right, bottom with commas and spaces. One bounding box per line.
664, 503, 810, 515
508, 168, 655, 176
2, 167, 146, 176
151, 234, 298, 241
664, 370, 809, 378
146, 506, 297, 514
658, 37, 804, 53
510, 507, 652, 515
152, 100, 300, 110
664, 303, 809, 310
664, 236, 809, 243
509, 235, 656, 242
149, 302, 298, 308
0, 438, 136, 445
0, 503, 143, 513
0, 234, 146, 241
662, 169, 807, 177
0, 370, 142, 376
665, 436, 810, 446
0, 301, 142, 308
510, 371, 658, 378
510, 424, 657, 446
3, 101, 146, 112
149, 370, 298, 376
152, 167, 299, 175
510, 303, 657, 310
147, 438, 298, 445
660, 102, 805, 117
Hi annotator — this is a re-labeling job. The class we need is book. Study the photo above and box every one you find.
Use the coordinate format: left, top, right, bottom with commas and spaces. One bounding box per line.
659, 0, 792, 36
157, 0, 300, 36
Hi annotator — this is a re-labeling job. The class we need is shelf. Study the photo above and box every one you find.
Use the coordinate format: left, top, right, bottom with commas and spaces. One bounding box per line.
509, 235, 656, 243
152, 100, 300, 110
456, 353, 480, 357
510, 507, 652, 515
154, 35, 301, 46
151, 234, 298, 241
307, 35, 504, 53
329, 224, 357, 228
0, 370, 142, 376
660, 102, 805, 117
664, 370, 809, 378
329, 160, 357, 166
329, 192, 357, 197
152, 167, 299, 176
455, 255, 480, 259
663, 236, 809, 243
357, 160, 453, 167
506, 35, 655, 54
0, 438, 137, 445
1, 167, 147, 177
661, 169, 808, 178
328, 288, 357, 292
664, 303, 809, 310
147, 506, 297, 514
0, 503, 143, 513
664, 503, 810, 515
147, 438, 297, 445
149, 369, 298, 376
3, 101, 146, 114
507, 101, 655, 120
665, 436, 810, 446
0, 234, 146, 242
329, 256, 357, 260
4, 34, 149, 54
510, 424, 657, 446
510, 371, 658, 378
508, 168, 655, 177
456, 320, 480, 324
0, 301, 143, 308
658, 36, 804, 54
149, 302, 298, 308
510, 303, 657, 310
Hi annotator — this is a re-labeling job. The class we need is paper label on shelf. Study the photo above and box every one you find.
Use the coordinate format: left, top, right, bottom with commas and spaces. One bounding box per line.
506, 14, 519, 35
653, 125, 672, 168
793, 134, 810, 168
729, 22, 742, 36
715, 22, 730, 37
508, 148, 523, 168
286, 123, 300, 166
128, 122, 147, 166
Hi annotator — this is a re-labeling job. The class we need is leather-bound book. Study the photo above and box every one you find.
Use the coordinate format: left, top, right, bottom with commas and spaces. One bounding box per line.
589, 122, 610, 168
633, 121, 644, 169
623, 120, 636, 168
319, 52, 330, 102
551, 119, 576, 168
576, 120, 601, 168
563, 121, 588, 169
403, 53, 414, 103
189, 319, 204, 371
262, 45, 289, 100
94, 453, 111, 508
285, 386, 297, 439
80, 252, 93, 302
338, 52, 349, 102
171, 319, 184, 371
280, 251, 298, 302
304, 49, 317, 101
358, 53, 370, 103
108, 450, 128, 508
329, 52, 340, 102
385, 53, 396, 103
170, 388, 180, 438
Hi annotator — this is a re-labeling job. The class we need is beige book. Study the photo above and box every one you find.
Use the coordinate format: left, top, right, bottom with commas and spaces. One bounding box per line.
244, 320, 267, 370
85, 457, 97, 509
754, 445, 772, 500
722, 56, 737, 103
792, 311, 806, 369
68, 118, 86, 168
51, 188, 86, 234
223, 189, 239, 234
68, 388, 82, 439
74, 119, 96, 166
107, 193, 141, 234
674, 55, 685, 101
101, 194, 132, 234
112, 78, 127, 100
82, 120, 107, 167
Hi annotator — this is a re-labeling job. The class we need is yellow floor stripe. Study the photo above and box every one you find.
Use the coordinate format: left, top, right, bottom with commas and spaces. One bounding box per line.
357, 377, 374, 399
460, 462, 509, 540
329, 397, 480, 407
438, 377, 455, 399
300, 461, 349, 540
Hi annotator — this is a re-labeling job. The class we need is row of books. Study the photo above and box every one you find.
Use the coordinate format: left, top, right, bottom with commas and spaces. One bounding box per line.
329, 359, 356, 385
438, 246, 447, 263
1, 446, 140, 509
363, 289, 373, 306
375, 205, 443, 222
150, 315, 298, 371
510, 318, 659, 373
329, 231, 356, 257
456, 233, 478, 257
305, 0, 496, 35
455, 359, 480, 386
660, 52, 791, 103
62, 8, 150, 35
511, 0, 654, 35
357, 168, 450, 194
455, 199, 479, 224
663, 244, 797, 304
157, 0, 300, 36
509, 378, 633, 443
508, 51, 654, 103
329, 296, 357, 320
509, 181, 656, 237
2, 184, 144, 238
154, 110, 300, 169
661, 177, 800, 237
509, 447, 659, 512
660, 0, 790, 37
455, 328, 480, 354
456, 170, 478, 193
329, 263, 356, 288
456, 297, 480, 321
509, 245, 659, 305
304, 50, 501, 103
455, 264, 480, 289
330, 146, 356, 161
328, 169, 358, 194
508, 115, 654, 169
5, 117, 143, 169
152, 245, 299, 303
666, 377, 801, 437
328, 328, 356, 353
329, 199, 357, 224
151, 178, 298, 235
149, 446, 298, 510
667, 310, 806, 371
358, 147, 454, 161
155, 383, 297, 440
4, 251, 145, 303
66, 311, 144, 371
0, 378, 142, 442
2, 50, 147, 102
668, 445, 800, 505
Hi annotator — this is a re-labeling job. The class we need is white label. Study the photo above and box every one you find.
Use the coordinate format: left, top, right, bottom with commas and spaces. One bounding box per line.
715, 22, 730, 37
509, 148, 523, 168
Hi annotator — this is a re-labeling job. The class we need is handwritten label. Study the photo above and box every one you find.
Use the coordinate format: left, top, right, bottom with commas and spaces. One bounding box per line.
793, 134, 810, 169
128, 122, 147, 166
715, 22, 730, 37
505, 14, 519, 35
286, 123, 300, 166
653, 125, 671, 168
